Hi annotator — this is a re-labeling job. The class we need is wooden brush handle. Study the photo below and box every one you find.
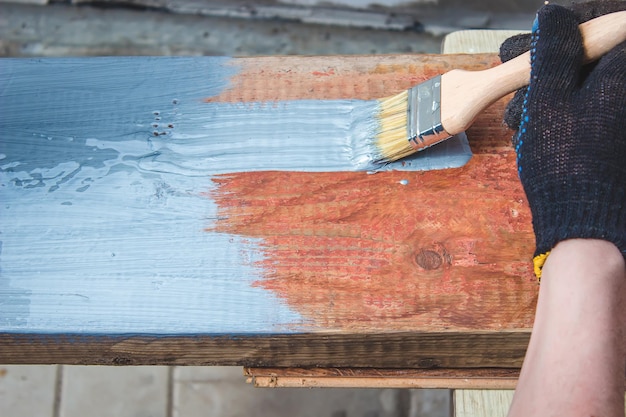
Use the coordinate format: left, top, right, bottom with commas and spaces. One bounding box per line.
440, 11, 626, 135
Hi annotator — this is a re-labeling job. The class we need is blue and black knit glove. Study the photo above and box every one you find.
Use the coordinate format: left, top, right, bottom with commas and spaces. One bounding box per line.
500, 0, 626, 130
508, 4, 626, 278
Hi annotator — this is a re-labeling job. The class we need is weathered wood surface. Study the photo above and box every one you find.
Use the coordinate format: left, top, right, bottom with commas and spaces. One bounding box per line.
208, 54, 537, 332
0, 332, 529, 367
0, 53, 538, 366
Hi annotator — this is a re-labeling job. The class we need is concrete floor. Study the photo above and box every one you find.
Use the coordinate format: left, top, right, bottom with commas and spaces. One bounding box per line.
0, 1, 540, 416
0, 365, 452, 417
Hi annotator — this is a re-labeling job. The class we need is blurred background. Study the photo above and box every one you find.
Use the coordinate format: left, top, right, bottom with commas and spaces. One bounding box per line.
1, 0, 572, 57
0, 0, 567, 416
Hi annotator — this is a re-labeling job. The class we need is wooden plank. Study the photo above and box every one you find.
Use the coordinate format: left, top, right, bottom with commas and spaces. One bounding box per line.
0, 332, 529, 367
245, 367, 519, 389
454, 391, 626, 417
442, 30, 529, 54
204, 54, 537, 332
454, 390, 514, 417
0, 53, 538, 366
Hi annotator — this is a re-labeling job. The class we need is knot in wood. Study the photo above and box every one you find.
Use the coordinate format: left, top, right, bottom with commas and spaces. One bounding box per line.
415, 249, 443, 270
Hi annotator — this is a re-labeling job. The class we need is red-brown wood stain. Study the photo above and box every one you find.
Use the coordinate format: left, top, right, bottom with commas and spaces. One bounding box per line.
206, 54, 539, 332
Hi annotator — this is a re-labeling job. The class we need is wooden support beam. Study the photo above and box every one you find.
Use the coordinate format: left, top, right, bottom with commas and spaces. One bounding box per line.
245, 367, 520, 389
0, 332, 529, 367
454, 391, 626, 417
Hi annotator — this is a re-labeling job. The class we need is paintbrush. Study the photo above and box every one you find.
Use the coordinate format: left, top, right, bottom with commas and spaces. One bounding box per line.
374, 11, 626, 163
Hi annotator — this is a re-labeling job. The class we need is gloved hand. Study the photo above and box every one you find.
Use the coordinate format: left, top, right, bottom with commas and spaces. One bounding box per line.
505, 4, 626, 278
499, 0, 626, 130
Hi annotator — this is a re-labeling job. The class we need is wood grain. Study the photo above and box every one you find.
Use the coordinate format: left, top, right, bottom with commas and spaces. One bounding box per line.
245, 367, 520, 389
1, 53, 538, 366
454, 390, 626, 417
208, 54, 502, 103
206, 53, 537, 333
209, 153, 536, 332
0, 332, 529, 367
454, 390, 514, 417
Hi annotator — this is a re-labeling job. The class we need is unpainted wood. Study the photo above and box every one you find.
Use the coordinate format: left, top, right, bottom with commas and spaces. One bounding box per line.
245, 367, 519, 389
454, 390, 626, 417
454, 390, 514, 417
0, 332, 530, 367
249, 376, 514, 389
442, 30, 529, 54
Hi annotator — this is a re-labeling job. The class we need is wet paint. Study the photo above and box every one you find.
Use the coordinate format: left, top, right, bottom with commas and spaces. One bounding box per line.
0, 57, 305, 333
144, 98, 472, 174
0, 55, 517, 337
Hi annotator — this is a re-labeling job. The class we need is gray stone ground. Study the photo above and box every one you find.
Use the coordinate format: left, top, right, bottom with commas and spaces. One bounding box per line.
0, 365, 452, 417
0, 1, 548, 416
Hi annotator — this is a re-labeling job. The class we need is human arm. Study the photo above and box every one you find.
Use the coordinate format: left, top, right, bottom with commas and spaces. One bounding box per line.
500, 4, 626, 416
508, 239, 626, 416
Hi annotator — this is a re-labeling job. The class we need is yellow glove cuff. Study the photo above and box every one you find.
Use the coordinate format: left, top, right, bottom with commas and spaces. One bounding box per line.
532, 251, 550, 281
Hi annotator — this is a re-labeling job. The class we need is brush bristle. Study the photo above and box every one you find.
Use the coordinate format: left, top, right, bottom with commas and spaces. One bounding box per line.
375, 90, 415, 162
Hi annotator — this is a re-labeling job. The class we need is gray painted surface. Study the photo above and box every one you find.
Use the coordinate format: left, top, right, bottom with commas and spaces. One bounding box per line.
0, 56, 471, 333
0, 57, 304, 333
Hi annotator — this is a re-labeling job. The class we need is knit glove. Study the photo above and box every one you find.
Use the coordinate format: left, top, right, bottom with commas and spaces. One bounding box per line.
507, 4, 626, 278
499, 0, 626, 130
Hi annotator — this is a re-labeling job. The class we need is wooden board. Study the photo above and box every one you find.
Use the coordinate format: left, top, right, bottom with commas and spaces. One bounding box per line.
205, 54, 537, 333
454, 391, 626, 417
442, 30, 529, 54
245, 367, 520, 389
454, 390, 514, 417
0, 53, 538, 367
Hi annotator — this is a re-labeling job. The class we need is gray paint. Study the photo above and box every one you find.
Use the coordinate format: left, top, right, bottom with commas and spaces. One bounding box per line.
1, 57, 305, 333
0, 57, 469, 334
144, 99, 471, 175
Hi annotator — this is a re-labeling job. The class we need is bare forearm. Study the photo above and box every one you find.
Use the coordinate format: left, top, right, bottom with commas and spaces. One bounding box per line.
509, 239, 626, 417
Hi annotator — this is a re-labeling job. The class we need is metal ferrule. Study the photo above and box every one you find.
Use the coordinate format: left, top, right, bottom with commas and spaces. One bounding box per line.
407, 75, 451, 150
